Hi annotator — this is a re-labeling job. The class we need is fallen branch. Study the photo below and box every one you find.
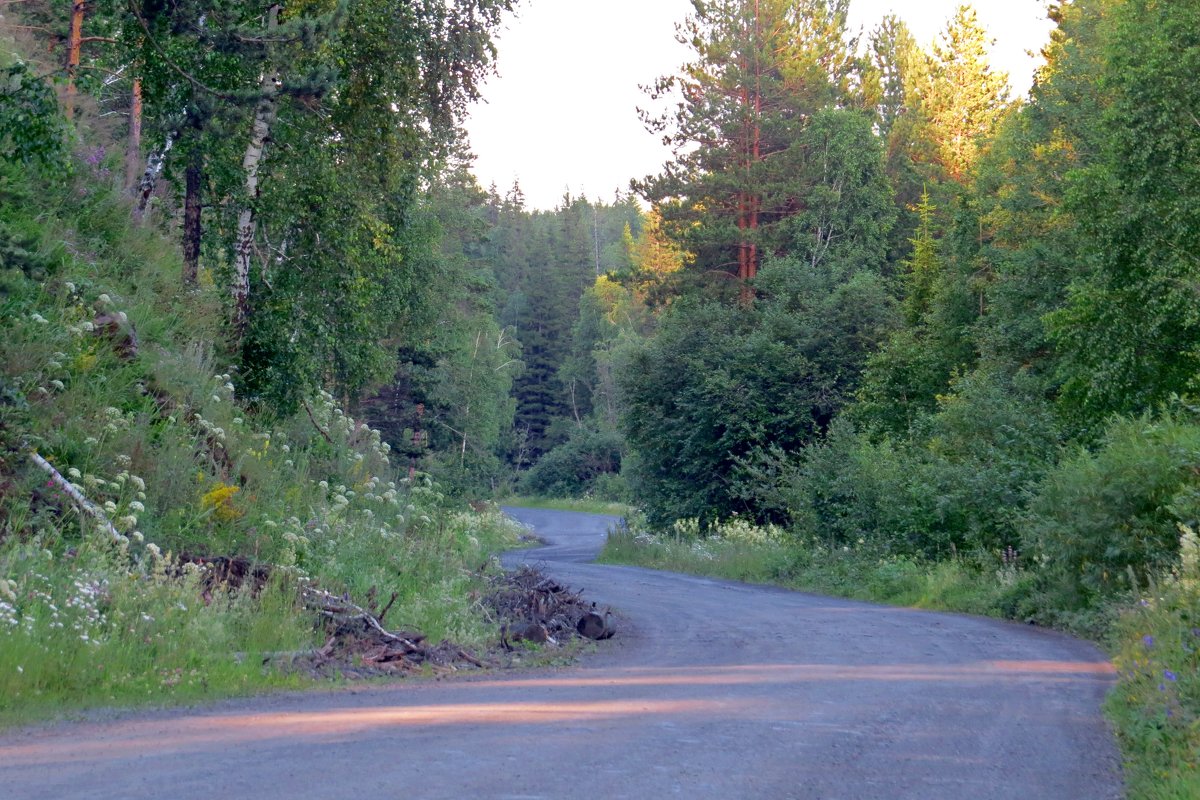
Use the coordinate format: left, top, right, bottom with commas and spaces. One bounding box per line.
29, 451, 122, 543
302, 399, 336, 446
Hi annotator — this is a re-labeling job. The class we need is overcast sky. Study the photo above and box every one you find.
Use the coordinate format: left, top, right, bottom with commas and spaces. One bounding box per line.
463, 1, 1055, 210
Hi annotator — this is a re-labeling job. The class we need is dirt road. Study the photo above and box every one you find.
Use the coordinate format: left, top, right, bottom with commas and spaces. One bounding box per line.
0, 508, 1122, 799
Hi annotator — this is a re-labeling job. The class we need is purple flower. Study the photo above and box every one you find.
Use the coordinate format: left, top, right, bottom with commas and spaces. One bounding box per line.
1192, 628, 1200, 638
1143, 635, 1155, 648
1164, 670, 1178, 682
1159, 683, 1166, 692
1139, 599, 1150, 607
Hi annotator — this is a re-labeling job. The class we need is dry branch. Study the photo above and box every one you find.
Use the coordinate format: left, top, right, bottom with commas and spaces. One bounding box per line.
29, 451, 122, 543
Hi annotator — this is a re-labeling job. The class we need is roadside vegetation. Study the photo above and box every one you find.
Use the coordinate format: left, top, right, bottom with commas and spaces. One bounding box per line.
502, 496, 631, 517
0, 152, 528, 726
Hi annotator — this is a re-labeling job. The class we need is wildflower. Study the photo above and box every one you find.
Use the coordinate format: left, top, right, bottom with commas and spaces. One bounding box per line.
116, 311, 128, 323
97, 294, 112, 305
130, 475, 145, 491
30, 313, 48, 324
1143, 635, 1155, 649
67, 467, 82, 479
211, 395, 221, 403
1164, 670, 1178, 682
132, 531, 144, 542
146, 543, 161, 558
16, 666, 22, 673
84, 437, 98, 446
65, 282, 76, 293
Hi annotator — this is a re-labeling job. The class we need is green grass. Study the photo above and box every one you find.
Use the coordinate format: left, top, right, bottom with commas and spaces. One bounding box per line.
501, 495, 633, 517
598, 525, 1022, 617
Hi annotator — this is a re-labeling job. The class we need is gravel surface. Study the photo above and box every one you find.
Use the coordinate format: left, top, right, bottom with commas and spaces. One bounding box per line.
0, 507, 1123, 799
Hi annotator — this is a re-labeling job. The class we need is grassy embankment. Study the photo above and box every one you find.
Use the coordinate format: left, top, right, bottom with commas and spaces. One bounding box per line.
501, 495, 632, 517
0, 140, 525, 728
600, 515, 1198, 799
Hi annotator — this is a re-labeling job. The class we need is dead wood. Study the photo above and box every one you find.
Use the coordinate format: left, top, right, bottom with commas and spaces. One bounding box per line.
484, 566, 616, 649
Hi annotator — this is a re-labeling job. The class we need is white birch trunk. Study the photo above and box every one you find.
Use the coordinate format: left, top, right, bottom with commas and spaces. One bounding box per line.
232, 3, 282, 339
30, 453, 122, 543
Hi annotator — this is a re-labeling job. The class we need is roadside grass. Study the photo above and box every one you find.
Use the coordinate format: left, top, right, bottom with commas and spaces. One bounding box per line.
600, 517, 1200, 798
0, 144, 525, 727
598, 521, 1024, 617
501, 495, 633, 518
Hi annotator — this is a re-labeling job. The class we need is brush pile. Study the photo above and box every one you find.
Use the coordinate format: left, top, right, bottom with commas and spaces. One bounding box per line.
484, 565, 615, 649
294, 586, 486, 678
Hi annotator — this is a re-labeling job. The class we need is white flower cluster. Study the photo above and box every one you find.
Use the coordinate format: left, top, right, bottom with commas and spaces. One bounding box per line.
193, 413, 226, 445
101, 406, 134, 435
713, 516, 785, 546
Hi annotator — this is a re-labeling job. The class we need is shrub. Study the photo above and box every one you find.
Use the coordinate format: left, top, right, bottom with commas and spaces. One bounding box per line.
1023, 407, 1200, 608
519, 426, 623, 498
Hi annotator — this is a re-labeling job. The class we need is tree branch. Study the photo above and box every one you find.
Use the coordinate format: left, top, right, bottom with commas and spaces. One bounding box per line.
29, 452, 123, 543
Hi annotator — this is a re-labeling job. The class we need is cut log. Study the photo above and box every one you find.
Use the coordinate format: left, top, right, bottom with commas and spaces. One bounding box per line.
576, 611, 614, 640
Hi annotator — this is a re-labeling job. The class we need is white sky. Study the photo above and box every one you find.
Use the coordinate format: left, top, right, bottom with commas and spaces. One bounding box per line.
463, 1, 1055, 210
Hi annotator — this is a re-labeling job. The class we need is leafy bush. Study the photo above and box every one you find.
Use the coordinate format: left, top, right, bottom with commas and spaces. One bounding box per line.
520, 426, 623, 498
1023, 407, 1200, 608
764, 370, 1058, 559
620, 265, 897, 530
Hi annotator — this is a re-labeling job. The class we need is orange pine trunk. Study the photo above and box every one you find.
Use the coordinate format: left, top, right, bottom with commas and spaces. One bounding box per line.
65, 0, 84, 118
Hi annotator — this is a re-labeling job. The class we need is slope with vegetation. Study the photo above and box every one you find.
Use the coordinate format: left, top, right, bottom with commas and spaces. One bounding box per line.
0, 0, 533, 726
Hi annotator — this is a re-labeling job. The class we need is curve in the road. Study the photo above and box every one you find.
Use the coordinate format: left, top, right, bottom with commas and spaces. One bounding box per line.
0, 507, 1122, 799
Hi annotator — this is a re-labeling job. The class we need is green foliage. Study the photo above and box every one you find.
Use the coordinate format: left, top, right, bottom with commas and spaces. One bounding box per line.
775, 370, 1058, 558
635, 0, 861, 285
1023, 408, 1200, 609
1049, 0, 1200, 431
519, 426, 624, 499
490, 192, 642, 461
782, 108, 897, 276
620, 263, 897, 529
0, 61, 70, 173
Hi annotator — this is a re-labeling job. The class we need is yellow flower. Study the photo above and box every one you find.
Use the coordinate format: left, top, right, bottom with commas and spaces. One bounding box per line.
200, 484, 242, 522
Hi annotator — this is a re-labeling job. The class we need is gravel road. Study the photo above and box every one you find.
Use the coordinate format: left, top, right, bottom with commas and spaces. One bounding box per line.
0, 507, 1122, 799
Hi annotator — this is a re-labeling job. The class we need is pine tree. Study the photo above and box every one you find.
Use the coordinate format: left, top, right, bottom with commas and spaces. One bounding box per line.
634, 0, 859, 296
